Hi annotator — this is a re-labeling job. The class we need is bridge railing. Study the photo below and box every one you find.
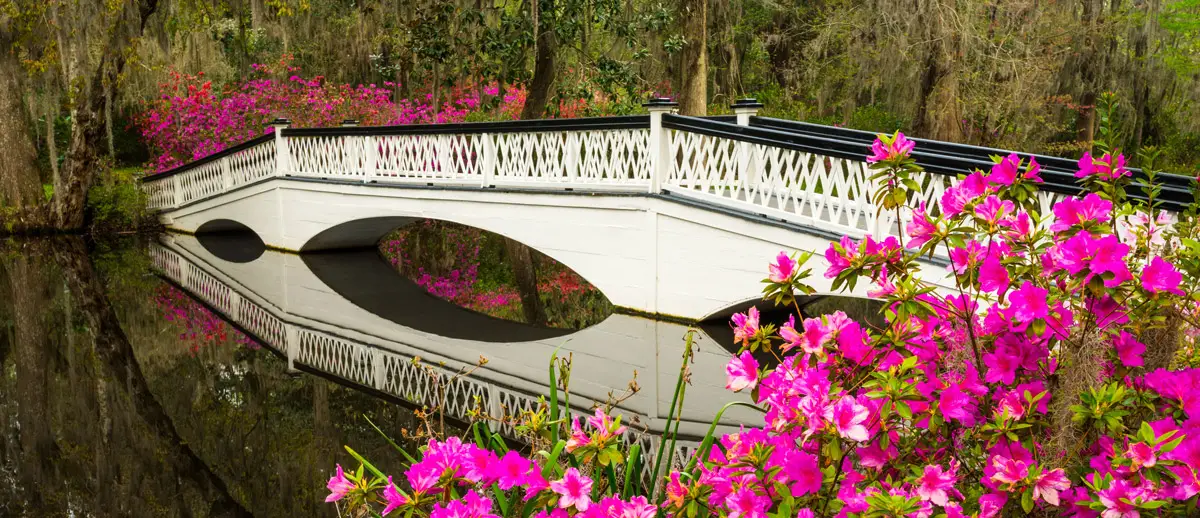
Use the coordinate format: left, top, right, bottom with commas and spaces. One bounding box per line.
141, 102, 1192, 235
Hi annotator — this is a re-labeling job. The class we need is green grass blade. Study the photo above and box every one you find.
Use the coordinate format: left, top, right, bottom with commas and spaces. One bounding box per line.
365, 415, 416, 464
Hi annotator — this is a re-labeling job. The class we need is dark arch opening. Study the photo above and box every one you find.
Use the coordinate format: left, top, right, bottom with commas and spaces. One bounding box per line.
195, 220, 265, 263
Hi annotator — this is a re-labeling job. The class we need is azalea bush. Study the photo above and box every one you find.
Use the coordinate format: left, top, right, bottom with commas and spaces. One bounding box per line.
324, 116, 1200, 517
136, 56, 630, 174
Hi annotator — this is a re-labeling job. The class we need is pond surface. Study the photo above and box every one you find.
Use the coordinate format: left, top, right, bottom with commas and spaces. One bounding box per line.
0, 229, 879, 516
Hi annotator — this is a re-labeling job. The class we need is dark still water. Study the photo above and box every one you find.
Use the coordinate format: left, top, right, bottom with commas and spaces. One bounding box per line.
0, 227, 880, 516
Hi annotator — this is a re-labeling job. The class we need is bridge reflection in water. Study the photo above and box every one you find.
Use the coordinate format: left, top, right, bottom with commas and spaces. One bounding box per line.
153, 231, 762, 484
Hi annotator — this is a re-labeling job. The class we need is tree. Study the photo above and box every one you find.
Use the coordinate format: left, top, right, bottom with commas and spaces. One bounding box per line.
676, 0, 707, 115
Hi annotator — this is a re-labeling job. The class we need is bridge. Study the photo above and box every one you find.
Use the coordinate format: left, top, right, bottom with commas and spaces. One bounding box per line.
150, 231, 768, 485
139, 99, 1195, 322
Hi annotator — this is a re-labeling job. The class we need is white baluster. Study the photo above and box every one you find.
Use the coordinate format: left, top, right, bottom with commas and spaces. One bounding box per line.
285, 324, 300, 373
372, 348, 386, 390
340, 119, 360, 179
564, 132, 579, 185
269, 118, 292, 177
364, 135, 377, 183
644, 98, 678, 193
171, 175, 183, 208
481, 133, 496, 188
220, 156, 233, 190
732, 99, 763, 198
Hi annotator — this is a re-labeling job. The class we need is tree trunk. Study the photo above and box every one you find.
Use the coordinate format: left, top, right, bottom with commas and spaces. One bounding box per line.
0, 22, 42, 209
677, 0, 708, 116
55, 0, 161, 231
9, 254, 54, 507
521, 0, 557, 120
504, 238, 546, 326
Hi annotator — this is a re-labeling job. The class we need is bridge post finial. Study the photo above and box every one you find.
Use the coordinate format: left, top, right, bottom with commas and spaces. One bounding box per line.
731, 98, 764, 126
643, 97, 678, 194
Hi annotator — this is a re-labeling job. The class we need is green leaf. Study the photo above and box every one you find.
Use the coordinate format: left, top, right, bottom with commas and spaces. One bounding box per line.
1021, 489, 1034, 513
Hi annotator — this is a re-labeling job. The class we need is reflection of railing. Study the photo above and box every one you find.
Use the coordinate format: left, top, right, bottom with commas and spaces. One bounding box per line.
141, 102, 1191, 241
149, 242, 697, 488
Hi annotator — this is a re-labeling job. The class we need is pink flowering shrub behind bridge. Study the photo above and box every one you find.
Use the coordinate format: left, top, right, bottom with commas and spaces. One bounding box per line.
322, 128, 1200, 516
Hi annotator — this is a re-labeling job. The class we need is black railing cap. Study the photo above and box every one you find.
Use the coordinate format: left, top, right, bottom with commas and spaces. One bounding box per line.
643, 97, 678, 108
731, 98, 764, 109
341, 119, 360, 126
268, 118, 292, 126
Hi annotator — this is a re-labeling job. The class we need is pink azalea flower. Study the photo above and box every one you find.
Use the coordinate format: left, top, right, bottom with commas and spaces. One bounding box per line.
1032, 469, 1070, 506
825, 395, 870, 442
988, 455, 1029, 488
780, 316, 831, 354
785, 451, 822, 496
1112, 331, 1146, 367
824, 236, 857, 278
726, 351, 759, 392
939, 385, 977, 426
731, 307, 760, 347
325, 464, 356, 502
1007, 281, 1049, 322
987, 153, 1022, 186
768, 251, 798, 283
978, 253, 1009, 293
550, 468, 593, 511
915, 463, 959, 506
1142, 256, 1184, 295
381, 476, 409, 515
974, 195, 1015, 225
866, 131, 916, 163
906, 202, 939, 248
1126, 442, 1157, 469
565, 417, 591, 452
867, 265, 898, 298
724, 485, 771, 518
1097, 478, 1143, 518
1051, 193, 1112, 233
665, 472, 688, 508
489, 451, 536, 490
940, 172, 989, 217
1077, 152, 1130, 181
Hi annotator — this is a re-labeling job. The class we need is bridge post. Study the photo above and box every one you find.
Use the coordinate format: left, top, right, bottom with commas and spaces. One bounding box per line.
644, 98, 678, 193
284, 324, 300, 374
342, 119, 361, 180
732, 98, 764, 193
481, 134, 496, 188
269, 118, 292, 177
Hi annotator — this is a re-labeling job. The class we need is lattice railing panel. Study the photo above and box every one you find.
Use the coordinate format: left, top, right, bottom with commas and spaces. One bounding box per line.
374, 134, 482, 182
227, 141, 277, 186
177, 160, 226, 205
238, 301, 286, 349
289, 135, 364, 180
575, 129, 652, 185
185, 264, 233, 313
296, 329, 375, 386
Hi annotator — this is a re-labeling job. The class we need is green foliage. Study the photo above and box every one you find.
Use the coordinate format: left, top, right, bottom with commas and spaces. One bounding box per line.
86, 166, 152, 232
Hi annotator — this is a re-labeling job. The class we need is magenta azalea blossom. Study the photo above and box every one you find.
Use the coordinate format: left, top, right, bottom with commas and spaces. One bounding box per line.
974, 195, 1015, 225
1051, 193, 1112, 233
550, 468, 593, 511
1007, 281, 1049, 322
726, 351, 759, 392
1031, 469, 1070, 506
1097, 478, 1143, 518
915, 464, 959, 506
988, 456, 1029, 488
731, 307, 760, 347
1112, 331, 1146, 367
906, 202, 939, 248
940, 172, 989, 217
381, 477, 409, 515
939, 385, 978, 426
866, 131, 916, 163
1142, 256, 1184, 295
1076, 152, 1130, 181
1127, 442, 1157, 469
978, 253, 1009, 294
489, 451, 536, 490
825, 395, 870, 442
768, 251, 798, 283
326, 464, 356, 503
725, 486, 771, 518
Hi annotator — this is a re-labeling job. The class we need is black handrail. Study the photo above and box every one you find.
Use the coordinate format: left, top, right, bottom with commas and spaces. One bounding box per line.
281, 115, 650, 137
663, 114, 1194, 212
751, 116, 1196, 202
139, 133, 276, 182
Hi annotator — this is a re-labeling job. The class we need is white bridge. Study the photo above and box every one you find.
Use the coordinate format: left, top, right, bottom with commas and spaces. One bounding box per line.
140, 100, 1193, 321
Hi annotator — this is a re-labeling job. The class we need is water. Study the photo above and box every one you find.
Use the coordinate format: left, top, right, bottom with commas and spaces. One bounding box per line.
0, 229, 879, 517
